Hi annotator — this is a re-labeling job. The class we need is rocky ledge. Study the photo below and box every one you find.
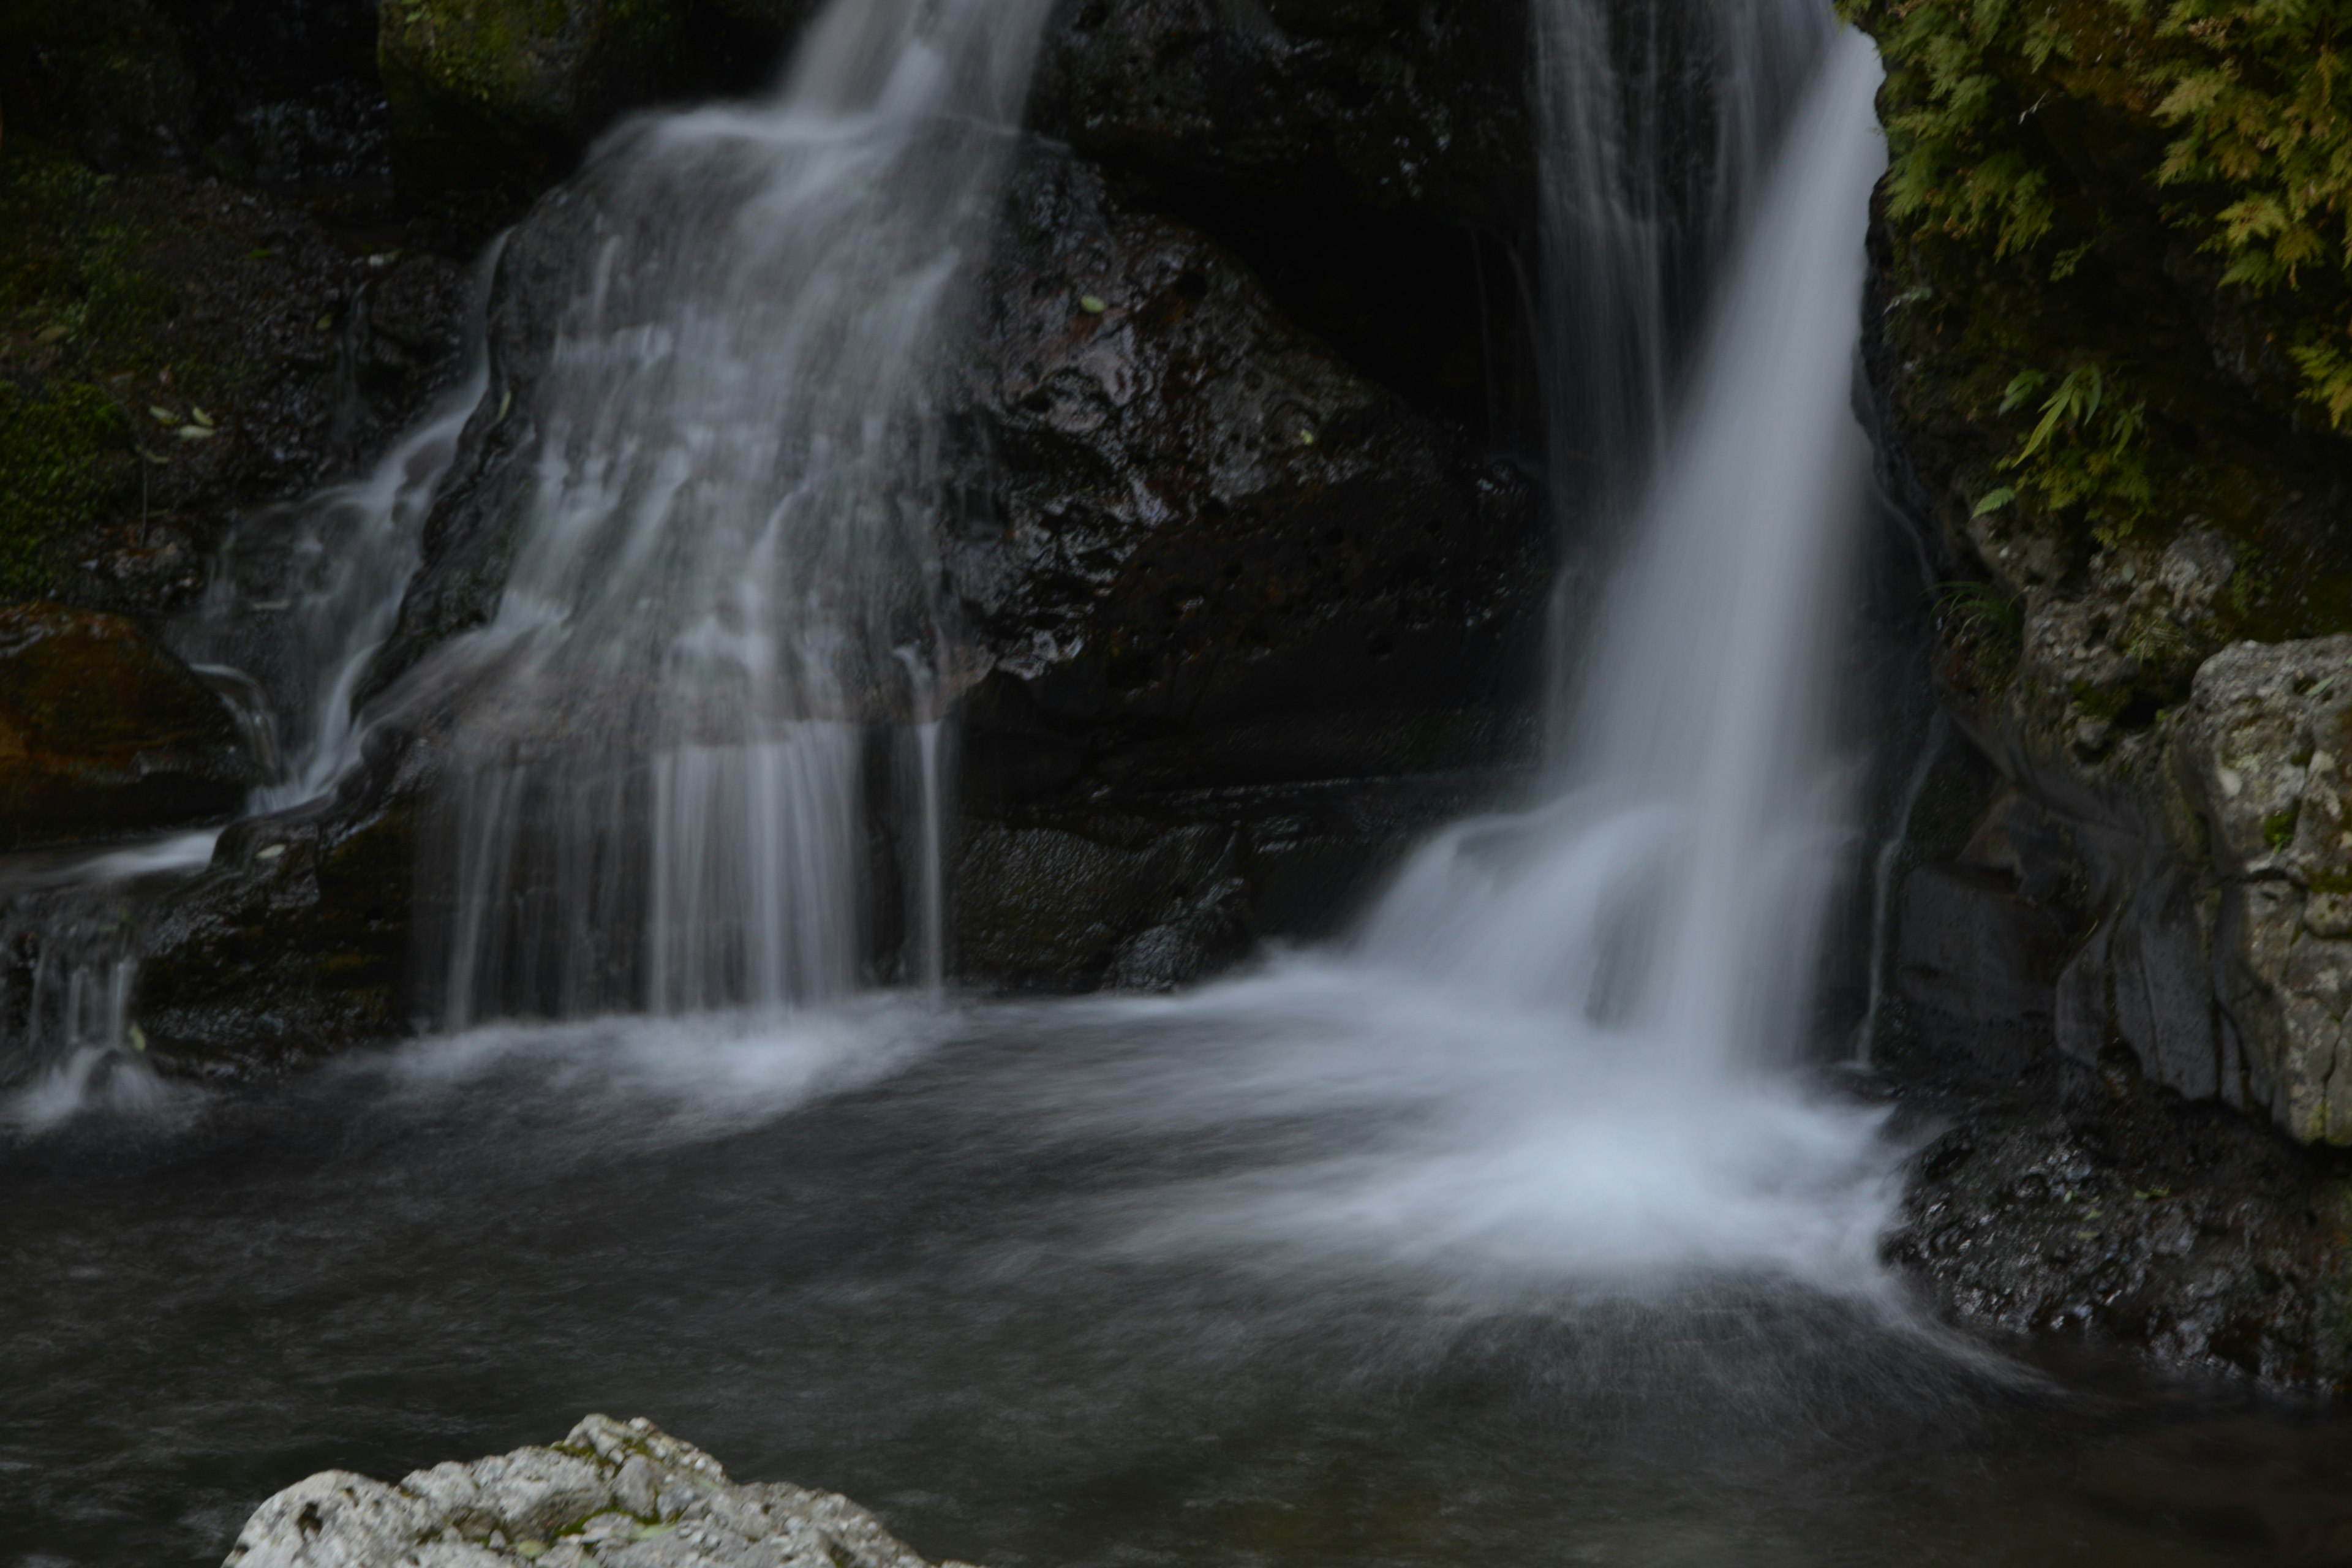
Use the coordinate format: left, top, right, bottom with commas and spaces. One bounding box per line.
226, 1415, 971, 1568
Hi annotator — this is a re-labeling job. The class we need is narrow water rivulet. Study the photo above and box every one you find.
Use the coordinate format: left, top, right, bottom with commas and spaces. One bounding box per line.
7, 1, 2352, 1564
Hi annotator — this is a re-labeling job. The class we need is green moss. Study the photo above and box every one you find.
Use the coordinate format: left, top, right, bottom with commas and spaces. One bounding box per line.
2265, 804, 2300, 851
0, 136, 224, 598
0, 383, 131, 598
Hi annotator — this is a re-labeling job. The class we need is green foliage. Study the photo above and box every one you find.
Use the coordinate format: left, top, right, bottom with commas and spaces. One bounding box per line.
1937, 576, 2026, 690
1843, 0, 2352, 430
1994, 364, 2154, 532
1938, 576, 2026, 636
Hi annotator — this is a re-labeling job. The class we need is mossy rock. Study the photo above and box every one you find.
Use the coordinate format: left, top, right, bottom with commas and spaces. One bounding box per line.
377, 0, 816, 203
0, 0, 202, 170
0, 132, 470, 615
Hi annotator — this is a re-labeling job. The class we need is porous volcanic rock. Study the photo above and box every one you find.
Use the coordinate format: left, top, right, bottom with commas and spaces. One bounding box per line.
224, 1414, 979, 1568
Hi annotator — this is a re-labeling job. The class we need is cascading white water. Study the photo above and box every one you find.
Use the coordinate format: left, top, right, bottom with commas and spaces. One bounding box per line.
1368, 23, 1884, 1068
1535, 0, 1825, 512
181, 344, 493, 812
965, 20, 1905, 1295
424, 0, 1054, 1028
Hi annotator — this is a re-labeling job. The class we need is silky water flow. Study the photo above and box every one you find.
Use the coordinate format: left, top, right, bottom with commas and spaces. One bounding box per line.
420, 0, 1054, 1027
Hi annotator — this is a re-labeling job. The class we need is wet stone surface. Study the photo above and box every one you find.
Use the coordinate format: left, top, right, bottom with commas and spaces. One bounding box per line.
1877, 1011, 2352, 1393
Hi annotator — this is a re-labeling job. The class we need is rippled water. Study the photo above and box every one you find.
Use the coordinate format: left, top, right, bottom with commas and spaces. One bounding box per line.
5, 990, 2350, 1568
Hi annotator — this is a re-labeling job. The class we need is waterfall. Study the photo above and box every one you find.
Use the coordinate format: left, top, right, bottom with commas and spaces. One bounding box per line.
1363, 22, 1885, 1074
420, 0, 1054, 1028
1534, 0, 1825, 515
877, 16, 1904, 1295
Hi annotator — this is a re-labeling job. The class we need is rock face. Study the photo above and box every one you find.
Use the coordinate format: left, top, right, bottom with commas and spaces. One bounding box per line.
947, 147, 1542, 985
1845, 0, 2352, 1147
1036, 0, 1533, 230
0, 0, 383, 182
0, 601, 252, 846
354, 132, 1540, 1003
0, 137, 472, 616
2173, 638, 2352, 1144
224, 1415, 976, 1568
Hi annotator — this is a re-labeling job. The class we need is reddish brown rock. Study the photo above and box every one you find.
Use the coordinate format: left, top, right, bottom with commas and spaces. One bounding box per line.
0, 600, 253, 845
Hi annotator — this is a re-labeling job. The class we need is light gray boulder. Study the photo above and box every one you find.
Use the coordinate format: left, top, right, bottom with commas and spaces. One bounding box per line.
222, 1415, 980, 1568
2180, 635, 2352, 1144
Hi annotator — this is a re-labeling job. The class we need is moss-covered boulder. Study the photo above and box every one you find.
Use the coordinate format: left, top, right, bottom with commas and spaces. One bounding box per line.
377, 0, 817, 198
0, 600, 253, 845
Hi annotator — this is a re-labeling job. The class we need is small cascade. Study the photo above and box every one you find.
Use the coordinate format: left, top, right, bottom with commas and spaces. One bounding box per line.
0, 832, 217, 1126
176, 255, 499, 811
0, 253, 496, 1120
417, 0, 1054, 1028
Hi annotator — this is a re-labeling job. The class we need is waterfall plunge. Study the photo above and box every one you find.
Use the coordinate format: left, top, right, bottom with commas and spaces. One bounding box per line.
985, 21, 1909, 1295
422, 0, 1054, 1027
1367, 22, 1887, 1072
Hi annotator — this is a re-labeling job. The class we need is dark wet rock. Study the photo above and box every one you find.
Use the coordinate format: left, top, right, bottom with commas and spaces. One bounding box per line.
952, 146, 1543, 797
1877, 1006, 2352, 1395
0, 601, 253, 846
377, 0, 818, 202
1, 0, 386, 184
135, 722, 435, 1076
1035, 0, 1534, 232
0, 137, 471, 617
225, 1413, 979, 1568
1035, 0, 1538, 436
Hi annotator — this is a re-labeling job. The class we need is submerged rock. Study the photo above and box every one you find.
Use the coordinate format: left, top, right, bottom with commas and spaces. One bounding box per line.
224, 1414, 978, 1568
0, 601, 252, 846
